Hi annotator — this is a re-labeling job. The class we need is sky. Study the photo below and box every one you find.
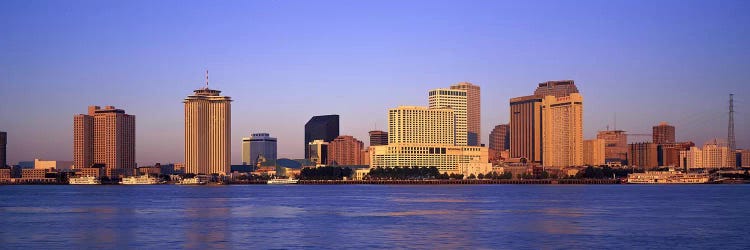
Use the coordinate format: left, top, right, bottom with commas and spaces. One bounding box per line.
1, 0, 749, 166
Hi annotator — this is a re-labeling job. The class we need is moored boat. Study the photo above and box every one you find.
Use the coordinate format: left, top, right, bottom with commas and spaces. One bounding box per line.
267, 178, 299, 184
119, 175, 161, 185
69, 176, 101, 185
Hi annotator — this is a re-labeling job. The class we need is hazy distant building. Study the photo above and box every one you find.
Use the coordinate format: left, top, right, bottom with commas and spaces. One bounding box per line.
327, 135, 364, 165
304, 115, 339, 159
489, 124, 510, 152
509, 95, 543, 163
388, 106, 455, 145
628, 142, 659, 169
679, 140, 732, 169
429, 88, 468, 146
533, 80, 580, 98
32, 159, 73, 171
0, 131, 6, 168
541, 93, 584, 167
597, 130, 628, 164
242, 133, 277, 166
583, 139, 606, 166
739, 150, 750, 167
307, 140, 329, 166
74, 106, 135, 178
368, 130, 388, 146
657, 142, 694, 167
653, 122, 676, 144
450, 82, 481, 146
184, 85, 232, 175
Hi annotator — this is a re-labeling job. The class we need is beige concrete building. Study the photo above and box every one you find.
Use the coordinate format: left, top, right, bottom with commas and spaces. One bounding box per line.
327, 135, 364, 165
184, 85, 232, 175
541, 93, 584, 167
388, 106, 455, 145
739, 150, 750, 167
509, 95, 543, 163
73, 106, 135, 178
583, 139, 605, 166
701, 140, 731, 168
370, 143, 488, 172
450, 82, 481, 146
597, 130, 628, 164
428, 88, 467, 146
32, 159, 73, 170
679, 147, 703, 170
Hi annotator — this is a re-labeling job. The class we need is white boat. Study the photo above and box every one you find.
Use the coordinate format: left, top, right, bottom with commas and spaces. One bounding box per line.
177, 176, 208, 185
69, 176, 101, 185
267, 179, 299, 184
627, 170, 710, 184
119, 175, 161, 185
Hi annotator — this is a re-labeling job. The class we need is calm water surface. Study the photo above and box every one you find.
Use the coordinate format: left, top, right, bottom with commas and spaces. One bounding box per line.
1, 185, 749, 249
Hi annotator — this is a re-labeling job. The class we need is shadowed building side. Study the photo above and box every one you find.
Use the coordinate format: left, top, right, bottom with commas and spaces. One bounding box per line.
509, 95, 542, 163
304, 115, 339, 159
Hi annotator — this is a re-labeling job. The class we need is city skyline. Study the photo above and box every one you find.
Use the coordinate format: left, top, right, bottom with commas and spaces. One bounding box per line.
1, 1, 749, 165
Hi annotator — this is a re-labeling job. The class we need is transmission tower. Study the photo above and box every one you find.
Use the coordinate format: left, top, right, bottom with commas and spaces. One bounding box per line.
728, 93, 736, 155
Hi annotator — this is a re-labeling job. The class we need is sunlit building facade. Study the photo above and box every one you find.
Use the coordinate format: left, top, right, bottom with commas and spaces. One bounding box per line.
583, 139, 605, 166
509, 95, 543, 163
597, 130, 628, 164
450, 82, 481, 146
74, 106, 135, 178
541, 93, 584, 167
184, 87, 232, 175
428, 88, 467, 146
327, 135, 364, 165
388, 106, 455, 145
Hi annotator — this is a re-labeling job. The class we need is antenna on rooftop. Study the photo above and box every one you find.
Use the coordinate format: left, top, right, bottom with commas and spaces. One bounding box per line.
205, 69, 209, 89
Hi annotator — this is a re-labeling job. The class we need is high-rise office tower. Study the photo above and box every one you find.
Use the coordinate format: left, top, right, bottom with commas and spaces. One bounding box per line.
368, 130, 388, 146
583, 139, 606, 166
0, 131, 6, 168
541, 93, 584, 167
429, 88, 467, 146
327, 135, 364, 165
388, 106, 455, 145
184, 79, 232, 175
73, 106, 136, 177
597, 130, 628, 164
653, 122, 676, 144
533, 80, 580, 98
242, 133, 277, 166
304, 115, 339, 159
509, 95, 543, 163
450, 82, 481, 146
489, 124, 510, 152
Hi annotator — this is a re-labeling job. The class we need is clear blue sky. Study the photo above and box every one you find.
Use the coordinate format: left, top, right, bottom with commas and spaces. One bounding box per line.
1, 0, 748, 165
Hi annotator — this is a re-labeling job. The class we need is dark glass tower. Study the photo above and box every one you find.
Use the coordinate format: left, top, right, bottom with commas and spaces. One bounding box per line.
304, 115, 339, 159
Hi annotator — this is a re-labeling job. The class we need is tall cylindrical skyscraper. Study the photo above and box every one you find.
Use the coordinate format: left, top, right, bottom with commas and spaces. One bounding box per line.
184, 83, 232, 175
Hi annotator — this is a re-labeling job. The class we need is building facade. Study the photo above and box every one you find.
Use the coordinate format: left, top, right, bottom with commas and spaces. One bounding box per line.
73, 106, 135, 178
597, 130, 628, 164
307, 140, 329, 166
327, 135, 364, 165
509, 95, 543, 163
304, 115, 339, 159
653, 122, 676, 144
242, 133, 277, 166
489, 124, 510, 152
450, 82, 481, 146
628, 142, 659, 169
368, 130, 388, 146
428, 88, 468, 146
533, 80, 580, 98
388, 106, 455, 145
370, 144, 488, 172
32, 159, 73, 170
184, 87, 232, 175
541, 93, 584, 167
583, 139, 606, 166
657, 142, 694, 167
739, 150, 750, 167
0, 131, 5, 168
